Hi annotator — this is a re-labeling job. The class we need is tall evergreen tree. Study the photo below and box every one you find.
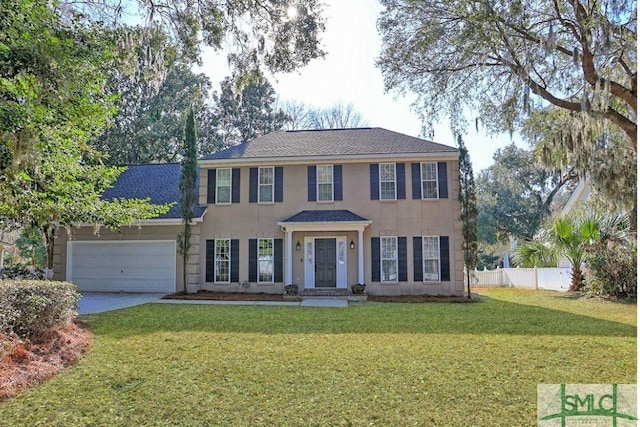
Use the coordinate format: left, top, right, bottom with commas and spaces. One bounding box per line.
178, 108, 198, 292
458, 136, 478, 299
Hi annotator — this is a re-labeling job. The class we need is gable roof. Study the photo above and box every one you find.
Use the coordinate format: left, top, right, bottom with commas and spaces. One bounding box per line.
102, 163, 207, 220
200, 127, 457, 161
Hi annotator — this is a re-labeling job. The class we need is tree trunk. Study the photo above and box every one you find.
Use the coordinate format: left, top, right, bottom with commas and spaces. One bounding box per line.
40, 224, 55, 280
569, 263, 584, 291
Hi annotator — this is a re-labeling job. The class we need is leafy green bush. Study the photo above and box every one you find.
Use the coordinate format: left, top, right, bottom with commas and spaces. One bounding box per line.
584, 238, 637, 299
0, 280, 81, 339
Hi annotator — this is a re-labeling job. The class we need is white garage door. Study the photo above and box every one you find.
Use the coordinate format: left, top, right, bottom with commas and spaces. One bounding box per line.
67, 241, 176, 293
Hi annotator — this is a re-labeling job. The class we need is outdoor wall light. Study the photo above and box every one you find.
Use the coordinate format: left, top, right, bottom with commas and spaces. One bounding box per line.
349, 240, 355, 250
295, 241, 301, 251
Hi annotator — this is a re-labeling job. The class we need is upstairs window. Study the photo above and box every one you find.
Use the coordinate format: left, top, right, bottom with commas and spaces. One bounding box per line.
258, 167, 274, 203
317, 165, 334, 202
421, 163, 438, 199
379, 163, 397, 200
216, 168, 231, 204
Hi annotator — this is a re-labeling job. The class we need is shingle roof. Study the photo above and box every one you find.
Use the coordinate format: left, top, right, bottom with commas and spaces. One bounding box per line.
200, 127, 457, 160
101, 163, 207, 219
280, 210, 369, 223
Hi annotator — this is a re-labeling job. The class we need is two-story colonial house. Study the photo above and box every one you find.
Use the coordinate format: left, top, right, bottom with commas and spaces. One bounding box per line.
54, 127, 464, 296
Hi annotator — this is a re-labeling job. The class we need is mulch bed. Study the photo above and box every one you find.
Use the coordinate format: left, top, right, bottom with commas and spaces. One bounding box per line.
163, 291, 478, 303
0, 322, 92, 400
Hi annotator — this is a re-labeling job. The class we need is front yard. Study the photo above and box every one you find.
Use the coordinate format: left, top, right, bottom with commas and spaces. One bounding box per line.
0, 288, 636, 426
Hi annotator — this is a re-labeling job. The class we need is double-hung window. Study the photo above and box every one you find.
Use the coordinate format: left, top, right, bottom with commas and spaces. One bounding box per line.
421, 162, 438, 199
258, 238, 274, 283
379, 163, 397, 200
215, 239, 231, 283
317, 165, 334, 202
380, 236, 398, 282
258, 167, 274, 203
422, 236, 440, 281
216, 168, 231, 204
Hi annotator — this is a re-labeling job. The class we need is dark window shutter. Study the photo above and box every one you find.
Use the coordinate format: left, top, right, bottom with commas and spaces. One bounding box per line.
398, 237, 407, 281
205, 240, 214, 282
274, 239, 283, 282
207, 169, 216, 204
440, 236, 450, 281
411, 163, 421, 199
396, 163, 406, 200
370, 164, 379, 200
275, 167, 284, 202
371, 237, 380, 282
248, 239, 257, 282
231, 239, 240, 282
249, 168, 258, 203
307, 166, 317, 201
413, 237, 423, 282
438, 162, 448, 199
231, 168, 241, 203
333, 165, 343, 201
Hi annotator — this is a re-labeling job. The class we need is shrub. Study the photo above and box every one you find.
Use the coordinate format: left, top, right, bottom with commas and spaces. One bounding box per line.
584, 238, 637, 299
0, 266, 45, 280
0, 280, 81, 340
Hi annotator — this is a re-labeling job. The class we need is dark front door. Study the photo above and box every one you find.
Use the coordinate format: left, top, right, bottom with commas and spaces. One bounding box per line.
315, 238, 336, 287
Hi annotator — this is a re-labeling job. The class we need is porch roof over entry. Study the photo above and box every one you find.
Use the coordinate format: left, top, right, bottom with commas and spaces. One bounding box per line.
281, 210, 368, 223
278, 210, 372, 232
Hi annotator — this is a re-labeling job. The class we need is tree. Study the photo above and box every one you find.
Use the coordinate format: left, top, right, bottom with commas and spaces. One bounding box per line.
457, 136, 478, 299
61, 0, 326, 77
476, 145, 577, 243
91, 27, 214, 165
377, 1, 636, 146
0, 1, 169, 277
515, 212, 629, 291
209, 73, 289, 149
177, 108, 198, 293
281, 101, 368, 130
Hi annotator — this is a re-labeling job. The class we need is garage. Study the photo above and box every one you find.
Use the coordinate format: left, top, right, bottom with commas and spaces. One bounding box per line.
67, 240, 177, 293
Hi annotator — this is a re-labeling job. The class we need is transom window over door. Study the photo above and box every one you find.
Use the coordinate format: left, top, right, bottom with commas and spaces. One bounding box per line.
423, 236, 440, 281
317, 165, 333, 201
216, 168, 231, 204
258, 167, 274, 203
258, 238, 274, 283
421, 162, 438, 199
215, 239, 231, 283
379, 163, 397, 200
381, 236, 398, 282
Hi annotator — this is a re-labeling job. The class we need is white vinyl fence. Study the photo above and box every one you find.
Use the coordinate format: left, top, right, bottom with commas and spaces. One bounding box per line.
467, 267, 571, 292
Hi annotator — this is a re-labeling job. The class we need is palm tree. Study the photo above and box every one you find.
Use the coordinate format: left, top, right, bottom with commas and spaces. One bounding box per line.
516, 213, 629, 291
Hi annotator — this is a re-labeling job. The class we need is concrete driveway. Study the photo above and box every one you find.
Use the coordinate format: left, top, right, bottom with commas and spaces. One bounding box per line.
77, 292, 165, 315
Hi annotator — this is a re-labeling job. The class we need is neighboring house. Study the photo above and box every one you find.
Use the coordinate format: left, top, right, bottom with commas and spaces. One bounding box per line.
54, 127, 464, 296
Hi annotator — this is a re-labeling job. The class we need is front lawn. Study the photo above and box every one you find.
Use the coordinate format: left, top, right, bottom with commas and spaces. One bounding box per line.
0, 288, 635, 426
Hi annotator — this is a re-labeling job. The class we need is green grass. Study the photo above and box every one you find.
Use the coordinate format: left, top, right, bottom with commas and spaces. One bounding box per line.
0, 288, 636, 426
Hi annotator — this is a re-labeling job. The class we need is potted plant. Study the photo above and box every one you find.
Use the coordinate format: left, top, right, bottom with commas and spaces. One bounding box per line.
351, 283, 366, 294
284, 284, 299, 295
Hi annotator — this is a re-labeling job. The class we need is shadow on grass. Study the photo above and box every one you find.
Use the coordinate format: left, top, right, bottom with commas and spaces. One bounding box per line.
82, 294, 637, 339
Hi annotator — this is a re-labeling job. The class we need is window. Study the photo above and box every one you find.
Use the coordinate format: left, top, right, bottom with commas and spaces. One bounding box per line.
380, 236, 398, 282
317, 165, 333, 202
379, 163, 396, 200
215, 239, 231, 283
258, 238, 274, 283
216, 168, 231, 204
421, 162, 438, 199
423, 236, 440, 281
258, 167, 274, 203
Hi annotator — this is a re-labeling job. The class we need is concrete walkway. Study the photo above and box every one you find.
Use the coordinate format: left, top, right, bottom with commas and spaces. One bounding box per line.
78, 293, 348, 314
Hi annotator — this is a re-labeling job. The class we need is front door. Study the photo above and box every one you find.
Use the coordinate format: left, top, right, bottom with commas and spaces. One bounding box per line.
315, 238, 336, 287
